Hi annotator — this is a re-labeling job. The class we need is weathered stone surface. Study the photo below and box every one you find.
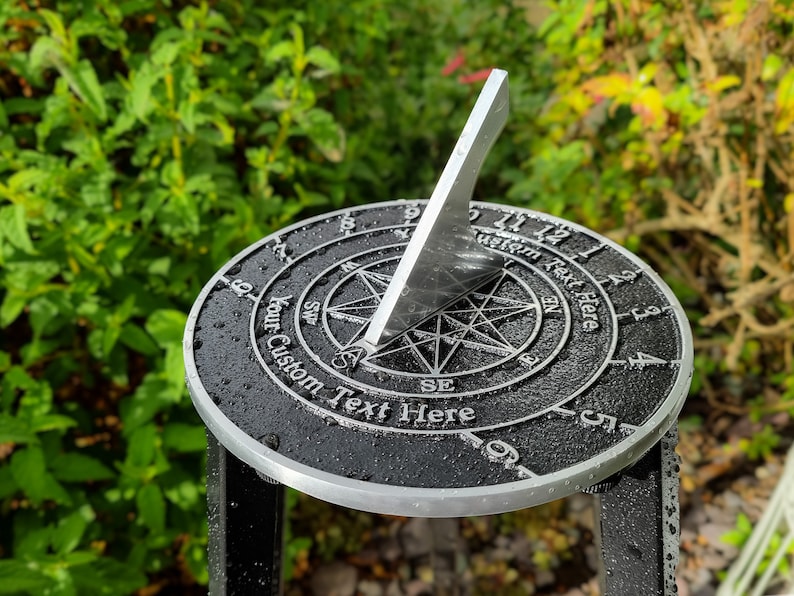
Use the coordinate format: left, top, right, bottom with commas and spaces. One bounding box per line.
400, 518, 433, 559
310, 562, 358, 596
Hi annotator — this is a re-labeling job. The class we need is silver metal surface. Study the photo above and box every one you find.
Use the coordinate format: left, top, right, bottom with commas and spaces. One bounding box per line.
183, 200, 694, 517
362, 69, 508, 350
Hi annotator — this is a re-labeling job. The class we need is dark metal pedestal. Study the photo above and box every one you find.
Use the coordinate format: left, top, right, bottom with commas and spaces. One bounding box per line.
207, 433, 284, 596
207, 427, 680, 596
596, 427, 680, 595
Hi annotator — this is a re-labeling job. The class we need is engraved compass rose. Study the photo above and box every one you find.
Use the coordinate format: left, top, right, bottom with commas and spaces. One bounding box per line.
324, 264, 541, 376
183, 69, 693, 518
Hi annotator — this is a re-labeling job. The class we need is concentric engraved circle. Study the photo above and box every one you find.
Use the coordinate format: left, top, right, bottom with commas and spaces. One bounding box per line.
184, 201, 693, 517
319, 254, 545, 377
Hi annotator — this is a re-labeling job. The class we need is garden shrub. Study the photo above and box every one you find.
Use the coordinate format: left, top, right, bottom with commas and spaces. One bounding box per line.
0, 0, 538, 592
2, 0, 793, 593
511, 1, 794, 404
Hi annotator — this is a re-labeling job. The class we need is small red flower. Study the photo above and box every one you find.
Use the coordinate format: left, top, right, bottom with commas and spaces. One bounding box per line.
458, 68, 494, 84
442, 49, 466, 76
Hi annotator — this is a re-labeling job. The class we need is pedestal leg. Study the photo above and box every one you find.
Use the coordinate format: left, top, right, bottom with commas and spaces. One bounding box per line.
595, 427, 680, 596
206, 432, 285, 595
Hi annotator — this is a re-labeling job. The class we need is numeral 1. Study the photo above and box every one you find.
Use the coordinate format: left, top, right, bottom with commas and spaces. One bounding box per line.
576, 244, 605, 260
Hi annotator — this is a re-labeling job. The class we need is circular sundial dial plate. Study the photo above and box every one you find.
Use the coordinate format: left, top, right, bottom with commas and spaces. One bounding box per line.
184, 201, 693, 516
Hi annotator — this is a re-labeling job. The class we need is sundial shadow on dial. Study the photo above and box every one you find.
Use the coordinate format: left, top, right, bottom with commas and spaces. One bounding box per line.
324, 263, 541, 378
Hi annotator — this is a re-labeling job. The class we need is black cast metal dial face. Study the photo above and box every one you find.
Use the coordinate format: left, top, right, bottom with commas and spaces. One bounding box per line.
184, 201, 692, 517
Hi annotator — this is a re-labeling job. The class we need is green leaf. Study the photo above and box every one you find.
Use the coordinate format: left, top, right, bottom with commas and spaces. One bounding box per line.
0, 204, 35, 253
0, 466, 19, 499
129, 61, 160, 121
50, 452, 115, 482
305, 46, 340, 74
0, 291, 27, 328
0, 413, 36, 444
71, 557, 147, 595
162, 423, 206, 453
163, 343, 186, 392
10, 445, 47, 502
762, 53, 784, 82
10, 445, 71, 505
136, 483, 166, 532
151, 40, 182, 66
4, 260, 61, 292
29, 414, 77, 433
69, 59, 108, 121
145, 309, 187, 348
28, 293, 67, 336
126, 423, 159, 468
29, 36, 68, 82
265, 40, 294, 64
119, 376, 171, 432
0, 559, 53, 594
51, 505, 95, 555
102, 325, 122, 359
39, 9, 69, 46
119, 323, 159, 356
295, 108, 345, 162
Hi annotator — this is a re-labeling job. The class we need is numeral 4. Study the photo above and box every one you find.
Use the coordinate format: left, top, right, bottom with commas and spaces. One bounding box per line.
628, 352, 668, 368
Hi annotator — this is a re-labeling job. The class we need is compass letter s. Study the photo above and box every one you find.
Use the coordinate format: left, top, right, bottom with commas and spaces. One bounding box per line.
332, 346, 365, 371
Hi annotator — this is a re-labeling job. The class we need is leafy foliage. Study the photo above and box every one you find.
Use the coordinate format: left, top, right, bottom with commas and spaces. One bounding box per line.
2, 0, 794, 593
0, 0, 538, 592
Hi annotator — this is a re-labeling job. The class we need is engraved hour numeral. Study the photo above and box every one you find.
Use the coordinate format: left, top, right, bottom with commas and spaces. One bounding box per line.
494, 213, 527, 232
485, 439, 520, 464
484, 440, 535, 478
576, 244, 605, 260
628, 352, 668, 367
271, 236, 294, 263
610, 352, 671, 368
403, 205, 422, 222
630, 305, 662, 320
219, 276, 257, 302
617, 305, 668, 321
600, 270, 641, 286
533, 224, 570, 245
552, 405, 637, 434
230, 279, 253, 296
580, 409, 617, 431
339, 215, 356, 236
460, 433, 534, 478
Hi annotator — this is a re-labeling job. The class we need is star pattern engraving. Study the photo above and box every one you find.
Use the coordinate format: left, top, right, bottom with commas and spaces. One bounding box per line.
325, 267, 538, 375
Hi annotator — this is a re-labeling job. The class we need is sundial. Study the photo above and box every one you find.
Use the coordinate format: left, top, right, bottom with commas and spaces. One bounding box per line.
184, 71, 692, 526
